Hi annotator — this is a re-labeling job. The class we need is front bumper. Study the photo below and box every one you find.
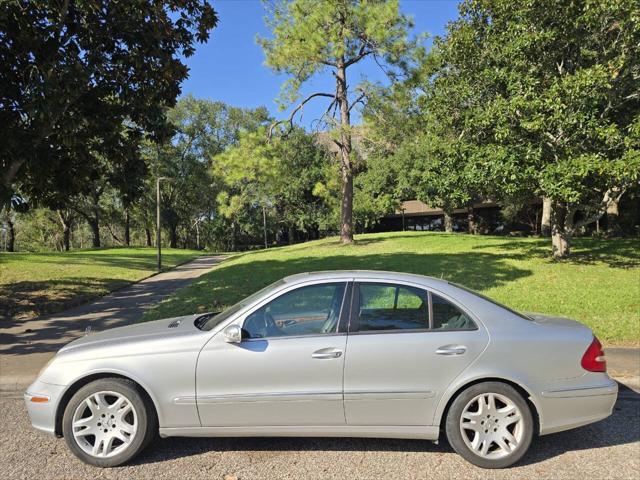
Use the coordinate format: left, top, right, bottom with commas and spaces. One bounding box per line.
24, 380, 66, 436
538, 379, 618, 435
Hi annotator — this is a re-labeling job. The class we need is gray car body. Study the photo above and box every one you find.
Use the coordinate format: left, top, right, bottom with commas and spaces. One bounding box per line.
25, 270, 617, 442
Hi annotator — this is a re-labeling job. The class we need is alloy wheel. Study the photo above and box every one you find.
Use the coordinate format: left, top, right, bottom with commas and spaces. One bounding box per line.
459, 392, 524, 459
71, 391, 138, 458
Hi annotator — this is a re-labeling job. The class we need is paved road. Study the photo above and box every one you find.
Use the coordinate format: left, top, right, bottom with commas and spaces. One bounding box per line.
2, 385, 638, 480
0, 256, 224, 392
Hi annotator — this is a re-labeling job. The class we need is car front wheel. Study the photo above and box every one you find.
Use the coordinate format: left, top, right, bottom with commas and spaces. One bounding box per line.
445, 381, 534, 468
62, 378, 156, 467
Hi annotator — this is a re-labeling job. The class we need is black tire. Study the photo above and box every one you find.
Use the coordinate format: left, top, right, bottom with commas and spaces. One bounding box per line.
62, 378, 157, 467
445, 381, 534, 469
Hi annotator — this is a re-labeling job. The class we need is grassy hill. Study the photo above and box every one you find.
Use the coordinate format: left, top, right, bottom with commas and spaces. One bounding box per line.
0, 247, 201, 321
142, 232, 639, 345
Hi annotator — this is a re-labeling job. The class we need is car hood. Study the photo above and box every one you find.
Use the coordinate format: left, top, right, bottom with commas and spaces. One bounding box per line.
58, 314, 201, 354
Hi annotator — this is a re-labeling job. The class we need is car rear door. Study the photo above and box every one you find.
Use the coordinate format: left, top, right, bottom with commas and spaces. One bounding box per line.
343, 279, 489, 426
196, 281, 351, 427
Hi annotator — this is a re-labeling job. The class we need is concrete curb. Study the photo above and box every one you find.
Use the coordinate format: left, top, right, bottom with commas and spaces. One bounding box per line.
605, 347, 640, 378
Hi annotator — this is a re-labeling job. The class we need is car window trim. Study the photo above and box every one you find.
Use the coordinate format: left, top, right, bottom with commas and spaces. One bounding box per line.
428, 291, 434, 330
241, 332, 348, 342
336, 281, 353, 334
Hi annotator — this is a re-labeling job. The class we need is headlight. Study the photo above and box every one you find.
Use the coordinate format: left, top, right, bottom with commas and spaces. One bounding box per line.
37, 356, 56, 378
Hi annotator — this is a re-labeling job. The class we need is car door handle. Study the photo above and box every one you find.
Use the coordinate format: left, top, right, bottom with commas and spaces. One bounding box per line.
435, 345, 467, 355
311, 348, 343, 359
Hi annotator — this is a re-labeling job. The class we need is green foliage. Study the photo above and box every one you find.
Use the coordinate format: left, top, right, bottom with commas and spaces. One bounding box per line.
141, 97, 271, 248
258, 0, 416, 106
365, 0, 640, 251
442, 0, 639, 208
271, 129, 334, 236
214, 127, 333, 244
0, 0, 217, 203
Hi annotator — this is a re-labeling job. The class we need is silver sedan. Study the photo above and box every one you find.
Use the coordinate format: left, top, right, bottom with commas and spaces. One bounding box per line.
24, 271, 618, 469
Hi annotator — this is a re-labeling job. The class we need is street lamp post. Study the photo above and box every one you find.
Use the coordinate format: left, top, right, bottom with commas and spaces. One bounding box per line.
262, 205, 268, 249
156, 177, 168, 272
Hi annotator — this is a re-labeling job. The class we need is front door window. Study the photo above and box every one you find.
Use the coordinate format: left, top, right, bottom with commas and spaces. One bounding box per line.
243, 282, 347, 338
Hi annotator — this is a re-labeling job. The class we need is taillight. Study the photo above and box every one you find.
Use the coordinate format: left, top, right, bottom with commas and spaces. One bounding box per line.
581, 336, 606, 372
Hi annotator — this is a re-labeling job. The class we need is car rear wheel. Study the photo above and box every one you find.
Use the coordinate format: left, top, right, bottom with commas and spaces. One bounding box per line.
445, 381, 534, 469
62, 378, 156, 467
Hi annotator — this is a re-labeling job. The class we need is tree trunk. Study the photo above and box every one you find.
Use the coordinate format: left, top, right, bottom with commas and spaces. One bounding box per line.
6, 217, 15, 252
145, 227, 152, 247
336, 62, 354, 244
443, 210, 454, 233
89, 191, 101, 247
63, 226, 70, 251
541, 197, 552, 237
288, 226, 296, 245
230, 221, 237, 252
550, 200, 571, 258
124, 209, 131, 246
88, 219, 100, 248
57, 210, 74, 251
606, 197, 620, 235
169, 225, 178, 248
467, 205, 476, 234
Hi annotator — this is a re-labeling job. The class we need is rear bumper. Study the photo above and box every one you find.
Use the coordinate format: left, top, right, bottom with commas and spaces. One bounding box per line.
538, 380, 618, 435
24, 380, 66, 437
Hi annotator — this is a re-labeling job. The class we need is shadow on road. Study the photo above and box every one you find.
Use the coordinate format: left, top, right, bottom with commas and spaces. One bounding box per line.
132, 381, 639, 468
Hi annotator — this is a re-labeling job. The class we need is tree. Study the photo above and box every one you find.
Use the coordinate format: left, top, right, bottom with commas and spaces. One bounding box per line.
0, 0, 217, 203
362, 62, 482, 233
215, 127, 331, 246
65, 129, 146, 248
143, 98, 271, 249
214, 129, 278, 247
258, 0, 419, 244
429, 0, 640, 257
366, 0, 639, 256
56, 209, 75, 251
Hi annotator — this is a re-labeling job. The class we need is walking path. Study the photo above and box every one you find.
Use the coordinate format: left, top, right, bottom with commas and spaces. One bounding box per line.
0, 255, 224, 393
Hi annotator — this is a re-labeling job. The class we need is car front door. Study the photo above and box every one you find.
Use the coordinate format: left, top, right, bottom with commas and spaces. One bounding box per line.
343, 280, 489, 426
196, 281, 350, 427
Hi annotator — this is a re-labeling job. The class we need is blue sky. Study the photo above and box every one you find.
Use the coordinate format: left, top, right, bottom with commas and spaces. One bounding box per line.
180, 0, 461, 127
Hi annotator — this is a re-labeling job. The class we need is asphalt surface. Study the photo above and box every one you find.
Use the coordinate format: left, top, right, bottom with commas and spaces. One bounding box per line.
2, 386, 639, 480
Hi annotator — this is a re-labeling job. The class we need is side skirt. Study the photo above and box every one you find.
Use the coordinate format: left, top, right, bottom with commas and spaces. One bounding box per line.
159, 425, 440, 440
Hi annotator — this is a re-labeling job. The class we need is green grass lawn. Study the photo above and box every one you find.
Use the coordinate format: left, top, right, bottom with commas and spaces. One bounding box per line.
0, 247, 202, 321
142, 232, 640, 346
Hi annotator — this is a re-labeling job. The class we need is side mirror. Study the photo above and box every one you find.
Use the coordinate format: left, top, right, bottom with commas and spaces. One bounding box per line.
222, 324, 242, 344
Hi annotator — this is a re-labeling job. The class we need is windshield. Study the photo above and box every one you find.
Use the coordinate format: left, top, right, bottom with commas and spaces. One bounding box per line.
449, 282, 533, 321
199, 279, 286, 331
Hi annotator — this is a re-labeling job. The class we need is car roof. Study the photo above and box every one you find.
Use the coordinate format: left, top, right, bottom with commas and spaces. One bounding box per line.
282, 270, 451, 289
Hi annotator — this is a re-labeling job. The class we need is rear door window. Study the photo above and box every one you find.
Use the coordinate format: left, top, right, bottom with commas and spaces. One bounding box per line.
431, 293, 477, 330
352, 283, 477, 333
356, 283, 429, 332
